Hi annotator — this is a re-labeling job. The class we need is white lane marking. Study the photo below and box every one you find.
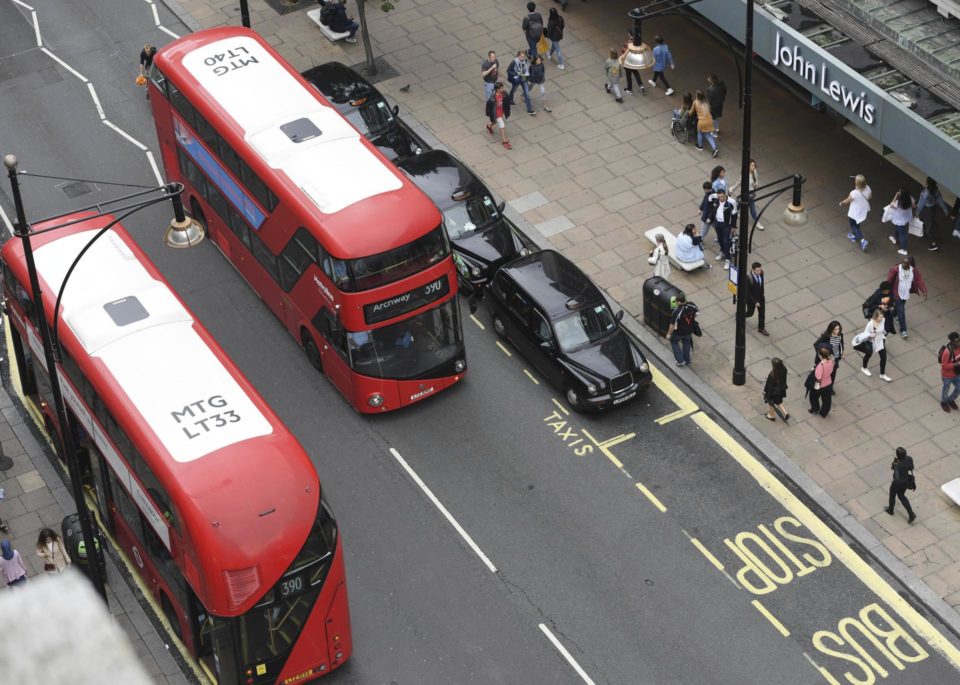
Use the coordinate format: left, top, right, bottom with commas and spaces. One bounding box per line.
150, 2, 160, 24
87, 83, 106, 119
146, 151, 163, 186
12, 0, 35, 9
41, 48, 88, 82
159, 25, 180, 40
388, 447, 497, 573
103, 120, 148, 151
538, 624, 596, 685
0, 204, 14, 235
30, 10, 41, 46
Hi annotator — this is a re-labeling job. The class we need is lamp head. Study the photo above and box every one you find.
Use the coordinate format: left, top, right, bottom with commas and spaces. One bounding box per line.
3, 154, 17, 171
164, 215, 205, 248
622, 42, 654, 70
782, 203, 808, 226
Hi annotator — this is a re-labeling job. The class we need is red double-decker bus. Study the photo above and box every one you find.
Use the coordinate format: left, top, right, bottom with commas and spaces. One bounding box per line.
147, 27, 466, 413
1, 213, 351, 684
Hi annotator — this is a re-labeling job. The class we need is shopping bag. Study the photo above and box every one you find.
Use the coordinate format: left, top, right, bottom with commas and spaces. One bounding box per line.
881, 205, 894, 223
537, 34, 550, 56
908, 217, 924, 237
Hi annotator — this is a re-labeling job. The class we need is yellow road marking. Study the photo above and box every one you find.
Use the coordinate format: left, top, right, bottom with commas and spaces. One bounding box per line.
635, 482, 667, 512
691, 410, 960, 669
495, 340, 512, 357
469, 314, 486, 330
581, 428, 623, 469
752, 599, 791, 637
523, 369, 540, 385
650, 363, 698, 415
689, 537, 725, 572
597, 433, 636, 449
551, 398, 569, 415
655, 407, 696, 425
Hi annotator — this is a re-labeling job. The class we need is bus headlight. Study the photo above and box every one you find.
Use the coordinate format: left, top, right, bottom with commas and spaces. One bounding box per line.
454, 359, 466, 373
368, 394, 384, 408
586, 383, 598, 396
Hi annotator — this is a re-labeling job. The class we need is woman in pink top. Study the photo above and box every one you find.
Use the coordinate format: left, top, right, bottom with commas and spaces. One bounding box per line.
808, 347, 835, 417
1, 539, 29, 587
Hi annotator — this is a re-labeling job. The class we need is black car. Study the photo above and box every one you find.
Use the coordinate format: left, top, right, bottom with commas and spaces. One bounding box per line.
485, 250, 652, 411
398, 150, 528, 295
301, 62, 427, 162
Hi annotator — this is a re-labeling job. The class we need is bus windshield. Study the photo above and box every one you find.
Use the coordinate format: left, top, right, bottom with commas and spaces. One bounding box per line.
347, 299, 461, 379
238, 503, 337, 665
348, 226, 448, 291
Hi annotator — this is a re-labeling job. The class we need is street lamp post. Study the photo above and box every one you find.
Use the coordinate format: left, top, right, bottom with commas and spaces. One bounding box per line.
3, 154, 203, 600
239, 0, 251, 28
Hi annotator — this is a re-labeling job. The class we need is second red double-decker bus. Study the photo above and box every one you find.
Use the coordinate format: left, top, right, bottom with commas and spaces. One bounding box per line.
148, 27, 466, 413
1, 213, 351, 684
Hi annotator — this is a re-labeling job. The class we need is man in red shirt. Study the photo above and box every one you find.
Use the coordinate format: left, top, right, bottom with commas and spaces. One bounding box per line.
939, 332, 960, 412
485, 82, 512, 149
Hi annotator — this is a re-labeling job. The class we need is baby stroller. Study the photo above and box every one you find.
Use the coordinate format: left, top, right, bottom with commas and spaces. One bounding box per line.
671, 108, 696, 145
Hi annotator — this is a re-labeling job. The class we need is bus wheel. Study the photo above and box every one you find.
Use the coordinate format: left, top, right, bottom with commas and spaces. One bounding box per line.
160, 593, 183, 640
302, 330, 323, 372
493, 315, 507, 341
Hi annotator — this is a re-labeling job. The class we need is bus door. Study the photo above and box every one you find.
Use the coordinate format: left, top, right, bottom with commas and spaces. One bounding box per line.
314, 308, 354, 405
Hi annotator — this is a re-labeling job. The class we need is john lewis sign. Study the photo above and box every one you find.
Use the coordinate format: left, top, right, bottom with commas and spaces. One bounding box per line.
772, 31, 877, 125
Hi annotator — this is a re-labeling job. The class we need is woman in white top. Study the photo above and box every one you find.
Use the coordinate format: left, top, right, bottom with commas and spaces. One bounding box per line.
859, 309, 891, 381
840, 174, 871, 252
730, 159, 763, 230
648, 233, 671, 279
886, 188, 915, 256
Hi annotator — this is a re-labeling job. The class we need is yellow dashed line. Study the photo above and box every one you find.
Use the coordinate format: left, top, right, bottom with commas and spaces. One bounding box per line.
689, 537, 725, 572
650, 363, 698, 415
655, 407, 696, 425
469, 314, 486, 330
523, 369, 540, 385
551, 398, 570, 415
635, 482, 667, 512
495, 340, 512, 357
582, 428, 624, 469
752, 599, 791, 637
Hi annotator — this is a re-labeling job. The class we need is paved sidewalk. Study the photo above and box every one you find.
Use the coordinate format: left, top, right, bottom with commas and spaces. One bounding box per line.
0, 378, 192, 684
168, 0, 960, 625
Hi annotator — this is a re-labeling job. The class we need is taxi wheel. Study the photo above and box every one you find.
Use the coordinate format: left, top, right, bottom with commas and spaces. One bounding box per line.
565, 386, 586, 413
302, 330, 323, 372
493, 315, 507, 340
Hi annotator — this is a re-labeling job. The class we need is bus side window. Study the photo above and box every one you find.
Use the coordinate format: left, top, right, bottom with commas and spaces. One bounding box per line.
315, 309, 347, 359
150, 67, 167, 94
249, 233, 280, 283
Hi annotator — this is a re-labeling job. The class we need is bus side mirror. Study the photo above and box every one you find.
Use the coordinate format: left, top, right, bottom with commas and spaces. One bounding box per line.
334, 303, 341, 319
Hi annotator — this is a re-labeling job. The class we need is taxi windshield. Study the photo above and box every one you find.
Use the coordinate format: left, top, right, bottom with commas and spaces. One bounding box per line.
345, 100, 394, 138
553, 303, 618, 352
442, 194, 500, 240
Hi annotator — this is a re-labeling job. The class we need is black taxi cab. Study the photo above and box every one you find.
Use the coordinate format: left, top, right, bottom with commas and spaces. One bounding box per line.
485, 250, 652, 411
301, 62, 427, 162
398, 150, 527, 295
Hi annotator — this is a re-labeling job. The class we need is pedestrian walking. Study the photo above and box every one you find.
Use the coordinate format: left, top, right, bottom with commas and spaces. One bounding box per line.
676, 223, 711, 270
647, 36, 675, 95
763, 358, 790, 422
706, 73, 727, 135
745, 261, 768, 336
1, 539, 28, 588
938, 332, 960, 413
522, 2, 545, 59
886, 255, 927, 339
36, 527, 71, 574
814, 321, 844, 386
689, 90, 718, 156
139, 44, 157, 100
485, 82, 513, 149
527, 55, 551, 112
710, 189, 736, 269
884, 188, 915, 256
546, 8, 565, 69
840, 174, 872, 252
951, 196, 960, 239
710, 165, 727, 194
884, 447, 916, 522
648, 232, 671, 279
605, 49, 624, 103
730, 159, 763, 230
330, 0, 360, 43
917, 177, 949, 252
620, 32, 644, 95
808, 347, 834, 417
665, 294, 699, 367
855, 309, 890, 381
697, 181, 714, 244
863, 280, 896, 335
481, 50, 500, 100
507, 51, 535, 115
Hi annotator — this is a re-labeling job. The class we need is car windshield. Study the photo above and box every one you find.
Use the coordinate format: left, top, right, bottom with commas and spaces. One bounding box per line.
553, 303, 618, 352
347, 299, 462, 379
442, 194, 500, 240
345, 100, 395, 138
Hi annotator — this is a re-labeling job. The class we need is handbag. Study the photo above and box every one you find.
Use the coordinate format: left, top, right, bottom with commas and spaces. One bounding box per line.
691, 320, 702, 337
881, 205, 894, 223
537, 34, 550, 56
135, 74, 147, 87
908, 217, 924, 237
44, 563, 56, 572
907, 473, 917, 491
647, 250, 658, 266
804, 369, 816, 390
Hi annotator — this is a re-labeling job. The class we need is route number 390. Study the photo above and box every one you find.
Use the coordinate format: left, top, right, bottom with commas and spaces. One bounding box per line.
280, 575, 304, 598
423, 279, 444, 295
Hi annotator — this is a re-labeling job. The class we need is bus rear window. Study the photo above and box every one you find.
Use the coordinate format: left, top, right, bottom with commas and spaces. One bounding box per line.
348, 225, 448, 291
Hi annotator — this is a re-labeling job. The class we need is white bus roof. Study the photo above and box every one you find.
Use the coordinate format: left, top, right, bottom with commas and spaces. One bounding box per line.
180, 35, 402, 214
33, 230, 273, 462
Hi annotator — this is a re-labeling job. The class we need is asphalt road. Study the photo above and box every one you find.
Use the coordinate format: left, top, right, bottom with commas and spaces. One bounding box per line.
2, 2, 960, 684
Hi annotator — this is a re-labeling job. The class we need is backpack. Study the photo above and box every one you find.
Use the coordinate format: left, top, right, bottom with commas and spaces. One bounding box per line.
527, 14, 544, 39
938, 345, 960, 373
319, 3, 336, 26
861, 297, 873, 319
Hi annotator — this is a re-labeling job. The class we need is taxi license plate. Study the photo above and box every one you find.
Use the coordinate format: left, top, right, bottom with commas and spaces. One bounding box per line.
612, 391, 637, 405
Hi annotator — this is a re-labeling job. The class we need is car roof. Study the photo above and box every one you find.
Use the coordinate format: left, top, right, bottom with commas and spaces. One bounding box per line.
501, 250, 602, 318
301, 61, 378, 107
398, 150, 489, 211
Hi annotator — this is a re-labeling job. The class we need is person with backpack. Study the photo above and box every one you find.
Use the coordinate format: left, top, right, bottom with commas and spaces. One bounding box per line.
763, 358, 790, 422
605, 49, 624, 103
665, 294, 699, 367
884, 447, 916, 522
814, 321, 844, 386
521, 2, 545, 59
886, 255, 927, 339
938, 332, 960, 413
546, 8, 565, 69
507, 50, 535, 115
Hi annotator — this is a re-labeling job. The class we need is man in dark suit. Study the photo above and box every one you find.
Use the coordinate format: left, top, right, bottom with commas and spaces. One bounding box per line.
746, 261, 768, 336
